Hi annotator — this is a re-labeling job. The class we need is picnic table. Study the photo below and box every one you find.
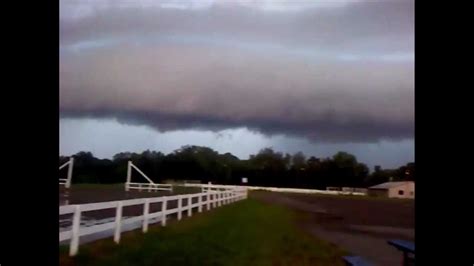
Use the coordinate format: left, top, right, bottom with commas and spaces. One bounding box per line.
387, 239, 415, 266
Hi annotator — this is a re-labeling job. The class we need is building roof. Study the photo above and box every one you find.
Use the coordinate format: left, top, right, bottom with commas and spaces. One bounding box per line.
369, 181, 413, 189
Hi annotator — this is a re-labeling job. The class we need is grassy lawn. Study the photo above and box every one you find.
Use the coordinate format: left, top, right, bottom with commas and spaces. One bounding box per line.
60, 198, 346, 266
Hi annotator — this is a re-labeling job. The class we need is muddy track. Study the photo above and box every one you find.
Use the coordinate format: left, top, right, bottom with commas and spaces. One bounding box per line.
252, 191, 414, 266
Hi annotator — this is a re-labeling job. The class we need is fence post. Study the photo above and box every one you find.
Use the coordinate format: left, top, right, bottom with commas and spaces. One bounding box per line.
66, 157, 74, 189
211, 191, 214, 208
198, 193, 202, 213
213, 191, 217, 208
114, 202, 123, 244
125, 161, 132, 191
218, 191, 222, 207
162, 197, 168, 226
213, 191, 216, 208
207, 190, 211, 210
178, 197, 182, 220
143, 199, 150, 233
187, 195, 192, 217
69, 205, 81, 256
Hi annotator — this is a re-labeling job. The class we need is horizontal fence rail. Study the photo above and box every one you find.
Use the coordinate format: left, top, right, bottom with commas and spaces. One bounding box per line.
125, 182, 173, 192
60, 186, 248, 256
185, 183, 367, 196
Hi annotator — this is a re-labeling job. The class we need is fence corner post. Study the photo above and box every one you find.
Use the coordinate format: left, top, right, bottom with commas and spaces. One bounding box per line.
66, 157, 74, 189
125, 161, 132, 191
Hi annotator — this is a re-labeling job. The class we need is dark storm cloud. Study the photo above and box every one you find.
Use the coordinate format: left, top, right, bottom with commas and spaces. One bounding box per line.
60, 0, 413, 54
60, 0, 414, 143
60, 107, 412, 143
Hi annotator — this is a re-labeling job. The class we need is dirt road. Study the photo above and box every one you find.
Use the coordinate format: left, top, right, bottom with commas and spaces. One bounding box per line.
253, 191, 414, 266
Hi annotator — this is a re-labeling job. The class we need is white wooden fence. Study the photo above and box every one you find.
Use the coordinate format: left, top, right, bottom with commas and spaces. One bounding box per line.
186, 183, 367, 196
59, 157, 74, 188
126, 182, 173, 192
59, 186, 248, 256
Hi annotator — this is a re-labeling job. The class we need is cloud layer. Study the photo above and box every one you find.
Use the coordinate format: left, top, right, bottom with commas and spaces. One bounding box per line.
60, 0, 414, 143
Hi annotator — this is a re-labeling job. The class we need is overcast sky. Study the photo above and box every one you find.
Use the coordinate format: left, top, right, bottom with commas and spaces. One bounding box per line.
59, 0, 414, 169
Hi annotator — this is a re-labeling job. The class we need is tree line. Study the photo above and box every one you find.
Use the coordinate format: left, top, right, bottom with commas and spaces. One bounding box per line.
60, 145, 415, 189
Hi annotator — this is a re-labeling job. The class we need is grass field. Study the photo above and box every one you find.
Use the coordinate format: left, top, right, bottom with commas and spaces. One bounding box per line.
60, 198, 346, 266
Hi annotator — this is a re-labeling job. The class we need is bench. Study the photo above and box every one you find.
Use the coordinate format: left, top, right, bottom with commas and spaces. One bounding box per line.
342, 256, 374, 266
387, 239, 415, 266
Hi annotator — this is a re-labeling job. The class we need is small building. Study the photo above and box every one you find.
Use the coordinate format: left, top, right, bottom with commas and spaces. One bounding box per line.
368, 181, 415, 199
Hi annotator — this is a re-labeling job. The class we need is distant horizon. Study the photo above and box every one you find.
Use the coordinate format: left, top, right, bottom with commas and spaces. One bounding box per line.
60, 118, 414, 172
59, 149, 414, 172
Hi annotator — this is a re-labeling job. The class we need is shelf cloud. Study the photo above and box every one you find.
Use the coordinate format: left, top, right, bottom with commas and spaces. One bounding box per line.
60, 0, 414, 143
